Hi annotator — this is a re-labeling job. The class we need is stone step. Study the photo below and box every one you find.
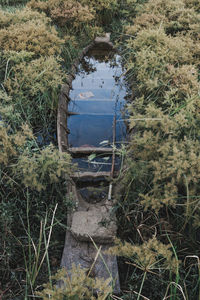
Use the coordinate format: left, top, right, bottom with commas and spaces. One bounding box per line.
69, 147, 114, 155
71, 171, 112, 180
70, 205, 117, 244
70, 98, 117, 102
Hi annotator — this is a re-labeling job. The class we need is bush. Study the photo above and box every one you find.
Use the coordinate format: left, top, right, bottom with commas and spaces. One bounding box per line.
0, 0, 28, 5
28, 0, 95, 28
15, 144, 72, 192
0, 19, 63, 56
37, 265, 112, 299
0, 7, 49, 28
2, 55, 65, 127
0, 123, 72, 295
126, 0, 200, 38
114, 0, 200, 298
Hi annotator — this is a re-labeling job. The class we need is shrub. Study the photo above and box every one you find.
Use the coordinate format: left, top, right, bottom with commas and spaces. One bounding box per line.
108, 237, 179, 273
0, 7, 50, 29
0, 3, 72, 298
116, 1, 200, 297
125, 28, 199, 108
126, 0, 200, 38
0, 0, 28, 5
37, 264, 112, 300
15, 144, 72, 191
128, 104, 200, 214
184, 0, 200, 11
28, 0, 95, 28
0, 123, 34, 164
0, 18, 63, 56
3, 55, 65, 126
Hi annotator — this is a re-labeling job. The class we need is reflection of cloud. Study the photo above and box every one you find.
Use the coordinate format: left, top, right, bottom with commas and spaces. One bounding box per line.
78, 91, 94, 99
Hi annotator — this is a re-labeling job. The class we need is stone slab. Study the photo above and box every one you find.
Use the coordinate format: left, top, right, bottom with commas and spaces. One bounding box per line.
71, 205, 117, 243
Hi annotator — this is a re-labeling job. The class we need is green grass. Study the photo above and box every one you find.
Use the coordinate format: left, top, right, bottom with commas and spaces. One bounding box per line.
0, 0, 200, 298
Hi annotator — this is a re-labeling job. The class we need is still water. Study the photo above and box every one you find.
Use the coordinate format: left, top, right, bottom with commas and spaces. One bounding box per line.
68, 46, 128, 172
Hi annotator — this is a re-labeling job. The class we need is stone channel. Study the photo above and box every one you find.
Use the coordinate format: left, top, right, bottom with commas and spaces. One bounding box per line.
58, 38, 128, 294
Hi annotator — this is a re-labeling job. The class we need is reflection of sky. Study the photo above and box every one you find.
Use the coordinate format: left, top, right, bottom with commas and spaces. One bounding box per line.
68, 50, 127, 151
68, 100, 124, 115
72, 77, 124, 90
68, 114, 126, 147
70, 88, 126, 101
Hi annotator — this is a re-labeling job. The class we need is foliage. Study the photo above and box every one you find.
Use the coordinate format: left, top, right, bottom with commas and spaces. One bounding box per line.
0, 17, 63, 56
37, 265, 112, 299
0, 0, 28, 5
126, 0, 200, 34
184, 0, 200, 11
108, 237, 179, 273
114, 0, 200, 298
15, 144, 72, 191
3, 55, 65, 127
81, 0, 118, 11
0, 0, 200, 299
80, 0, 119, 24
0, 6, 49, 28
27, 0, 103, 53
0, 123, 33, 165
122, 0, 200, 217
0, 124, 72, 297
127, 103, 200, 215
28, 0, 95, 28
0, 3, 71, 298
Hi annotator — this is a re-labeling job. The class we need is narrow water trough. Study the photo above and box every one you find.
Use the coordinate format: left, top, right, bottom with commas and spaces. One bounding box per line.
57, 36, 128, 294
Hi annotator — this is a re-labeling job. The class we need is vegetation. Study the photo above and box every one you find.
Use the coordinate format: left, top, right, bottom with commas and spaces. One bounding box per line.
37, 265, 112, 300
114, 0, 200, 298
0, 0, 199, 299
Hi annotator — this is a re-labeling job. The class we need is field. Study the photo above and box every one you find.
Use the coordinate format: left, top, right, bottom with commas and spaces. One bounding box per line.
0, 0, 199, 299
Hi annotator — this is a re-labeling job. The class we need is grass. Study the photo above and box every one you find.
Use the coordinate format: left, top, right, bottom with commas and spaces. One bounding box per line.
0, 0, 200, 299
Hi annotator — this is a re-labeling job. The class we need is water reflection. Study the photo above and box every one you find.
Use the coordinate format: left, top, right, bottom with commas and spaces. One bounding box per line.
68, 45, 127, 172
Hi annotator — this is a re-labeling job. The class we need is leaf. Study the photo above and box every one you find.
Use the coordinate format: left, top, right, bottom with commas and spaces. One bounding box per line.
102, 156, 110, 161
99, 140, 109, 145
88, 153, 96, 161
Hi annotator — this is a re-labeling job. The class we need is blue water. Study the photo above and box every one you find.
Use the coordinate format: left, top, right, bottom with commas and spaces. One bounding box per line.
67, 47, 127, 171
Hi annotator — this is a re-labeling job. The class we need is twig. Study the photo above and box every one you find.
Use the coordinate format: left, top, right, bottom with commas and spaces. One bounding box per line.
108, 115, 116, 200
111, 115, 116, 178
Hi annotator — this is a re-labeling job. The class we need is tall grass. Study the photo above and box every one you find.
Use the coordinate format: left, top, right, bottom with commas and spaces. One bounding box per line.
0, 0, 199, 299
111, 0, 200, 298
0, 0, 28, 5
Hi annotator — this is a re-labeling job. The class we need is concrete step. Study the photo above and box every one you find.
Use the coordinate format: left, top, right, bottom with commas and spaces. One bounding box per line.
71, 171, 111, 180
69, 147, 114, 155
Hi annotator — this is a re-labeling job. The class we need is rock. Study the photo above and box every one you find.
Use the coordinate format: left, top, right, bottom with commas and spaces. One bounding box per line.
95, 33, 111, 43
70, 205, 117, 243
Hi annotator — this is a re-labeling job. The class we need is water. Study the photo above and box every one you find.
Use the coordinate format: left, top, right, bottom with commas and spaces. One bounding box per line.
67, 45, 128, 172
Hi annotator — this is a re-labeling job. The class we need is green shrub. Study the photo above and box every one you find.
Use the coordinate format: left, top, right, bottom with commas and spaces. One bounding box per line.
0, 19, 63, 56
37, 265, 112, 299
28, 0, 95, 28
3, 55, 65, 127
15, 144, 72, 192
127, 103, 200, 213
109, 237, 179, 273
0, 2, 75, 298
0, 0, 28, 5
115, 0, 200, 298
126, 0, 200, 38
0, 6, 49, 28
